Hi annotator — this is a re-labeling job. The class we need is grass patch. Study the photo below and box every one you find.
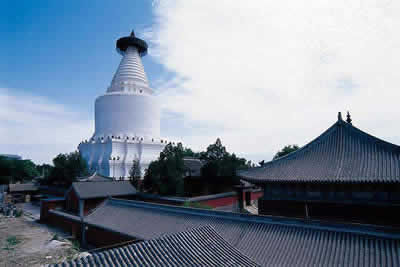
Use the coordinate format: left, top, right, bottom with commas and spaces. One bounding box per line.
183, 201, 212, 210
15, 210, 23, 217
51, 234, 59, 241
72, 239, 80, 251
3, 236, 21, 251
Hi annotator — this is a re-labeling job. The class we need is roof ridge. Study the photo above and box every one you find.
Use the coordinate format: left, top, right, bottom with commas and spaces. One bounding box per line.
265, 120, 340, 164
342, 120, 400, 151
104, 198, 400, 239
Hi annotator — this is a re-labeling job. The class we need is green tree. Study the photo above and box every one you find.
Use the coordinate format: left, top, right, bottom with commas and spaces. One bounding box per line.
182, 147, 201, 158
43, 151, 88, 187
200, 139, 248, 179
201, 138, 227, 161
0, 156, 39, 184
143, 143, 186, 196
273, 144, 300, 160
129, 159, 141, 189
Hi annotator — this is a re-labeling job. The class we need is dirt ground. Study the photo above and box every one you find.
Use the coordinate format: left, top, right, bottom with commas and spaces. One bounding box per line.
0, 213, 79, 267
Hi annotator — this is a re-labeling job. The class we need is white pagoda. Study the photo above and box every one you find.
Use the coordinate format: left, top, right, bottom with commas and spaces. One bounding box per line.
78, 31, 165, 179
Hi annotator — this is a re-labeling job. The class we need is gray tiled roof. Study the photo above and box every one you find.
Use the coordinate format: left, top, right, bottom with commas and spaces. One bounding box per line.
72, 181, 136, 199
239, 118, 400, 184
8, 183, 38, 192
85, 198, 400, 266
50, 226, 260, 267
76, 172, 114, 182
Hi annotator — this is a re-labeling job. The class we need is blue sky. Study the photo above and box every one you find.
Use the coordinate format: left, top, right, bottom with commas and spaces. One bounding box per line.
1, 0, 162, 113
2, 1, 400, 164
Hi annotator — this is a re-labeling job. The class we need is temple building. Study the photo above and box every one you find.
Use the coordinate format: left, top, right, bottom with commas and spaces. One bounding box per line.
240, 112, 400, 226
78, 31, 165, 179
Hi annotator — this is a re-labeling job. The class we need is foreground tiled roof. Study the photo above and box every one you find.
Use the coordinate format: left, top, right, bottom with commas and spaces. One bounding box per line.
9, 183, 38, 192
239, 115, 400, 184
71, 181, 136, 199
50, 226, 260, 267
84, 198, 400, 266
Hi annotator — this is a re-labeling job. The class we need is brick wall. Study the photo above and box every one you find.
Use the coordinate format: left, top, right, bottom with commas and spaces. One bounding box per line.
84, 198, 106, 215
40, 199, 65, 221
85, 225, 135, 248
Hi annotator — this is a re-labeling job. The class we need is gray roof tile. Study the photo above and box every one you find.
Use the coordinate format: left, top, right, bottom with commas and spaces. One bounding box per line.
9, 183, 38, 192
72, 181, 136, 199
239, 118, 400, 184
50, 226, 260, 267
84, 198, 400, 266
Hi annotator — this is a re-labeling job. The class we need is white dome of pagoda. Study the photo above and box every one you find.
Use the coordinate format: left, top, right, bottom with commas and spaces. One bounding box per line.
78, 31, 165, 179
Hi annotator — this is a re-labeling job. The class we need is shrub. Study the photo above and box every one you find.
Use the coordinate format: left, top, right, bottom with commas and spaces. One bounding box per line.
3, 236, 21, 250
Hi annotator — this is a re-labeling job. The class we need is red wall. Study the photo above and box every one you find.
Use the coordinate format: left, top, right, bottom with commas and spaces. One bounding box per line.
198, 191, 263, 208
65, 189, 106, 216
66, 189, 79, 214
137, 191, 264, 208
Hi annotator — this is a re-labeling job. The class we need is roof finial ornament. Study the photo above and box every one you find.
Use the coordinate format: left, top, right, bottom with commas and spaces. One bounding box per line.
346, 111, 352, 125
130, 30, 135, 37
338, 112, 343, 121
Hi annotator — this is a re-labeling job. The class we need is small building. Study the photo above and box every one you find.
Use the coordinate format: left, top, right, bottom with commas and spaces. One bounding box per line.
8, 183, 39, 202
64, 181, 136, 217
239, 112, 400, 226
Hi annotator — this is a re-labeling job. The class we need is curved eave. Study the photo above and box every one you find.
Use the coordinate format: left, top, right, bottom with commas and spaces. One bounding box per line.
239, 118, 400, 185
116, 36, 148, 55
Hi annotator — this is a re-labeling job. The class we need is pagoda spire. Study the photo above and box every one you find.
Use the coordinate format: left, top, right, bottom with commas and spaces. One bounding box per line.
107, 31, 151, 94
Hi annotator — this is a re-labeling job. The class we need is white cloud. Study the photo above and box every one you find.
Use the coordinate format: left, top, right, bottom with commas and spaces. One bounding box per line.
0, 88, 92, 164
149, 0, 400, 162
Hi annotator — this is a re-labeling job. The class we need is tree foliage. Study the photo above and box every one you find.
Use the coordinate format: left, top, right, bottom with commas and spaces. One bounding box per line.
144, 139, 251, 196
273, 144, 300, 160
182, 147, 201, 158
200, 138, 249, 179
42, 151, 88, 187
0, 156, 39, 184
143, 143, 185, 196
36, 164, 53, 177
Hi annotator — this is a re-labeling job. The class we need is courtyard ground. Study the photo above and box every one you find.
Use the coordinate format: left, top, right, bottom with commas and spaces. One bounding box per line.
0, 205, 80, 267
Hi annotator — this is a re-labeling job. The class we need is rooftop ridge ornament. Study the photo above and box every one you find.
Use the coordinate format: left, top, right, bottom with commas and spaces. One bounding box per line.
346, 111, 352, 125
338, 112, 343, 121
